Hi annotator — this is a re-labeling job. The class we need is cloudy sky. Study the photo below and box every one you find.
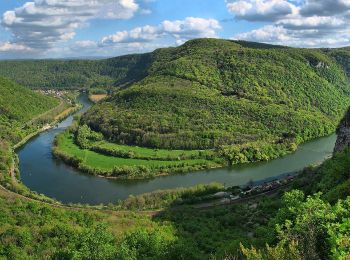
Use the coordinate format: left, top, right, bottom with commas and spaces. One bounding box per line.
0, 0, 349, 59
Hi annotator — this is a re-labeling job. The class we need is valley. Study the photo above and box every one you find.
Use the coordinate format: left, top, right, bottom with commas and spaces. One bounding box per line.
1, 39, 350, 259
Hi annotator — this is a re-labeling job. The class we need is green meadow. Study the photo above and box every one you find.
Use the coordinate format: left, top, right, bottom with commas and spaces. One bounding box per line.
54, 132, 219, 178
92, 140, 214, 160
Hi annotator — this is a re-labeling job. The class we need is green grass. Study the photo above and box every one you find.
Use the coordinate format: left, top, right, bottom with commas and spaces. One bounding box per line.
56, 132, 215, 172
93, 140, 213, 160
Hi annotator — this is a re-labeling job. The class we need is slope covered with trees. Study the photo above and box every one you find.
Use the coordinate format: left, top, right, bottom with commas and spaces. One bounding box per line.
0, 77, 59, 144
2, 39, 350, 259
79, 39, 350, 169
0, 54, 152, 89
0, 77, 73, 193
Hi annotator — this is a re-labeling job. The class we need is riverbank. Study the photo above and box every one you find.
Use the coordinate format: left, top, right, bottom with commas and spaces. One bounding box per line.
52, 131, 220, 180
14, 93, 337, 205
2, 91, 336, 209
13, 104, 80, 150
0, 93, 82, 205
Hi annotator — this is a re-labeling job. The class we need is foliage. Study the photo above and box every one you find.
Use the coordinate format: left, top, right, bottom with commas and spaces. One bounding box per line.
74, 124, 213, 160
240, 241, 301, 260
0, 194, 113, 259
0, 77, 59, 144
118, 182, 224, 210
53, 131, 218, 178
81, 39, 350, 166
2, 39, 350, 259
75, 124, 104, 149
298, 148, 350, 203
0, 53, 153, 89
117, 228, 175, 260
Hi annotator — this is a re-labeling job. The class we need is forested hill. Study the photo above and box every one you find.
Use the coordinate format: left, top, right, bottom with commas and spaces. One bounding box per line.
80, 39, 350, 162
1, 38, 350, 160
0, 53, 152, 89
0, 39, 349, 92
0, 77, 59, 144
0, 77, 59, 188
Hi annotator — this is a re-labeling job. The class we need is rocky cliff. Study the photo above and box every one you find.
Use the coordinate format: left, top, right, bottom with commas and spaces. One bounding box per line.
334, 108, 350, 153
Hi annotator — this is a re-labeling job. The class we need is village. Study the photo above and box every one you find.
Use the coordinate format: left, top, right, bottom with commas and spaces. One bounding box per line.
36, 89, 68, 98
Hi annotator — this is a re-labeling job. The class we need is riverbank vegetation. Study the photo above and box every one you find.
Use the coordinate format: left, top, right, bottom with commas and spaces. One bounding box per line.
55, 39, 350, 176
80, 39, 350, 169
0, 77, 60, 145
3, 147, 350, 258
2, 39, 350, 259
0, 77, 77, 198
53, 130, 219, 179
117, 182, 224, 210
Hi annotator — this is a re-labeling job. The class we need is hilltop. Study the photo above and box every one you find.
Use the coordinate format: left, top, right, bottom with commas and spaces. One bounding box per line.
73, 39, 350, 172
0, 54, 152, 89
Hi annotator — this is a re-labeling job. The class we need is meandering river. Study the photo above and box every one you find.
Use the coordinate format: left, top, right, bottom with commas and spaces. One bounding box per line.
17, 95, 336, 205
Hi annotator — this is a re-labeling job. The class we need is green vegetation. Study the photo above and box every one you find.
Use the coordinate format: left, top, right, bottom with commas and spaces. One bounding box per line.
3, 39, 350, 174
81, 39, 350, 169
0, 77, 60, 144
0, 76, 62, 190
75, 124, 214, 160
53, 131, 218, 178
0, 77, 77, 199
48, 39, 350, 178
118, 182, 224, 210
0, 54, 152, 89
2, 39, 350, 259
0, 189, 165, 259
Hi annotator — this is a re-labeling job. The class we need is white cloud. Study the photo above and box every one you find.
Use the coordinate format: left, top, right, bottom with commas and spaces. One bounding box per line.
0, 42, 32, 52
234, 24, 350, 47
74, 40, 98, 48
101, 17, 221, 46
278, 16, 346, 30
226, 0, 298, 21
161, 17, 221, 39
101, 25, 159, 44
1, 0, 139, 51
229, 0, 350, 47
64, 17, 221, 58
235, 25, 290, 43
300, 0, 350, 16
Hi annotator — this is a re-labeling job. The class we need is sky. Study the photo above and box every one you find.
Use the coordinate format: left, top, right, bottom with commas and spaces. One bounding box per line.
0, 0, 349, 59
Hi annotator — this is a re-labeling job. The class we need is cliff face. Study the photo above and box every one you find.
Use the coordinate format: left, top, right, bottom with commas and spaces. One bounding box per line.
334, 108, 350, 154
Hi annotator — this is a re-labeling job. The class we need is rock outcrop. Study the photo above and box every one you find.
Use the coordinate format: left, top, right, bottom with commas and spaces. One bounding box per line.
334, 108, 350, 154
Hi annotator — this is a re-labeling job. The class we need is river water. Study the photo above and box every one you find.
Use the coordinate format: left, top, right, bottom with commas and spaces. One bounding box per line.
17, 95, 336, 205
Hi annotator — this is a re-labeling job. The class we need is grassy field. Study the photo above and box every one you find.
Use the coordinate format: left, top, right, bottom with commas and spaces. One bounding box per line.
89, 94, 107, 103
93, 140, 214, 160
54, 132, 218, 178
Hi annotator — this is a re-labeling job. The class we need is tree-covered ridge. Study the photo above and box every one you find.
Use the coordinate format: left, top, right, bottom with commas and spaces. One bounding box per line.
0, 53, 152, 89
0, 77, 59, 144
0, 77, 73, 195
81, 39, 350, 163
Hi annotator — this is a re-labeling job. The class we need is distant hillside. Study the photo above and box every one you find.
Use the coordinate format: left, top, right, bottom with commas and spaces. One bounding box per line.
0, 77, 59, 144
0, 53, 152, 89
1, 38, 350, 162
80, 39, 350, 162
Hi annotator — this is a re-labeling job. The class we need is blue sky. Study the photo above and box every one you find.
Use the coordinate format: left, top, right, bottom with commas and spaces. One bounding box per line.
0, 0, 349, 59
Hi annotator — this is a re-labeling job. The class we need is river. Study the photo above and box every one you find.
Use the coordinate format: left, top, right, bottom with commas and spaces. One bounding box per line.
17, 95, 336, 205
